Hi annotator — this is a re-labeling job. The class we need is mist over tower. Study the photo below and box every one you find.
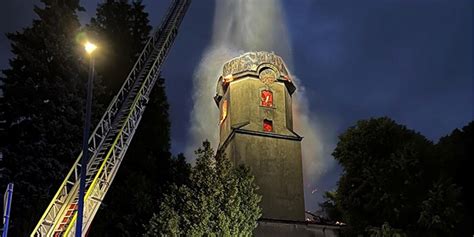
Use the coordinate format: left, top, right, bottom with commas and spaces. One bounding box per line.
215, 51, 305, 221
188, 0, 334, 215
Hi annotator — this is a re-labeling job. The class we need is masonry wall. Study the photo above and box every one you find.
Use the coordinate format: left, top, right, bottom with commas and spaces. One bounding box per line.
224, 133, 305, 221
219, 77, 296, 147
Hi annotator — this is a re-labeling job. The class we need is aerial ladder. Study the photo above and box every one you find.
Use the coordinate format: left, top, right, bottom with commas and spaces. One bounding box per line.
30, 0, 191, 236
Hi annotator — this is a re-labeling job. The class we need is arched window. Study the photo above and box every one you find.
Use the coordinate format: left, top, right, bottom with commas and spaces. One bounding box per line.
263, 119, 273, 132
261, 90, 273, 107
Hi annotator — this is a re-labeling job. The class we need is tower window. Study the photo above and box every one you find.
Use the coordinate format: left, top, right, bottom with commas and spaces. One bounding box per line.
261, 90, 273, 107
263, 119, 273, 132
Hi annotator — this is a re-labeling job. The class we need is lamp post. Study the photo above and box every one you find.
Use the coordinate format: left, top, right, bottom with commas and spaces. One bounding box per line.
76, 41, 97, 237
2, 183, 13, 237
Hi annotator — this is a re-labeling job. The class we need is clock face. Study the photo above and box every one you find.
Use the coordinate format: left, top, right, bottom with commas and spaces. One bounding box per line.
259, 68, 277, 84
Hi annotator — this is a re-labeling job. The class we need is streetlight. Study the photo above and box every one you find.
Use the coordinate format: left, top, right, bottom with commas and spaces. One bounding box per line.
84, 42, 97, 55
76, 41, 97, 237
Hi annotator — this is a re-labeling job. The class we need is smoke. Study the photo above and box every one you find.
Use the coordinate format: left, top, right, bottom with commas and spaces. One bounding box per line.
186, 0, 291, 155
187, 0, 335, 206
186, 47, 233, 153
292, 80, 335, 184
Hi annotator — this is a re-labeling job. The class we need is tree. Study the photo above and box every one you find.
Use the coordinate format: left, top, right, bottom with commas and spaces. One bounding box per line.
318, 190, 343, 222
85, 1, 195, 234
331, 117, 468, 236
332, 117, 436, 235
435, 121, 472, 236
366, 222, 407, 237
144, 141, 262, 236
417, 179, 462, 236
90, 78, 190, 236
0, 0, 101, 235
88, 0, 152, 101
85, 1, 183, 235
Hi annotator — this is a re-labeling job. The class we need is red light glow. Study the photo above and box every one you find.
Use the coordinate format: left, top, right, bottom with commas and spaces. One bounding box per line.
263, 119, 273, 132
261, 90, 273, 107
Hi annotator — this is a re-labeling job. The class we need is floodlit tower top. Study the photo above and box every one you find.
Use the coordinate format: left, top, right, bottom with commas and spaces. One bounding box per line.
214, 51, 295, 106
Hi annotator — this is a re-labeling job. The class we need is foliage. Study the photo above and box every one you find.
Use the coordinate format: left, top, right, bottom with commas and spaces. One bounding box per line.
434, 121, 473, 236
366, 222, 407, 237
318, 190, 343, 222
330, 117, 469, 236
0, 0, 183, 235
332, 117, 435, 233
417, 179, 462, 236
89, 78, 190, 236
86, 1, 190, 235
88, 0, 152, 100
0, 1, 102, 235
144, 141, 262, 237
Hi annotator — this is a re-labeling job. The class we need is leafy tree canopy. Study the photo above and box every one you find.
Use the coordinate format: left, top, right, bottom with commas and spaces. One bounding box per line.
144, 141, 262, 237
88, 0, 152, 99
329, 117, 467, 236
435, 121, 473, 235
86, 1, 190, 235
318, 190, 343, 222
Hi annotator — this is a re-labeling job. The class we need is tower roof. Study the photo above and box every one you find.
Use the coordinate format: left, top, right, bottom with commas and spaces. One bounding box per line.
222, 51, 290, 77
215, 51, 296, 105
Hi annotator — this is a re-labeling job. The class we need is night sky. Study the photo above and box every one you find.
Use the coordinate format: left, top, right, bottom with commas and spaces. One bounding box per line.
1, 0, 472, 211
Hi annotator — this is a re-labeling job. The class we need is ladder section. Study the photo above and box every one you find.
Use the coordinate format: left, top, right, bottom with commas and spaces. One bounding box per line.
30, 0, 191, 236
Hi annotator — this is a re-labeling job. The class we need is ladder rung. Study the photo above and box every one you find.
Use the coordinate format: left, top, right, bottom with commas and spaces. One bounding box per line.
43, 219, 54, 226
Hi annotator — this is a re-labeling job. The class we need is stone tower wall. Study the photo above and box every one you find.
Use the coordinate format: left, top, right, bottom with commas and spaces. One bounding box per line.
216, 52, 305, 221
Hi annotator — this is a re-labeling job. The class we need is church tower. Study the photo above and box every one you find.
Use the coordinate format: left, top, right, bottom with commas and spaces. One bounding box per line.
215, 51, 305, 221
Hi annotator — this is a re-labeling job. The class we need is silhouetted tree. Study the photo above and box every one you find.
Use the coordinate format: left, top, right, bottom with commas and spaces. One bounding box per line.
366, 222, 407, 237
88, 0, 152, 101
331, 117, 465, 236
86, 1, 192, 235
318, 190, 343, 222
0, 0, 100, 235
333, 118, 434, 233
435, 121, 473, 236
144, 141, 262, 236
90, 78, 190, 236
417, 179, 462, 236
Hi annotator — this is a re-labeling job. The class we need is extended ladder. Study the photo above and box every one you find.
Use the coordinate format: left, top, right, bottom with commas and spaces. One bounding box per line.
31, 0, 191, 236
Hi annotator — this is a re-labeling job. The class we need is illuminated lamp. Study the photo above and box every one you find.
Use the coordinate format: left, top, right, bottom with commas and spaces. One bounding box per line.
84, 41, 97, 55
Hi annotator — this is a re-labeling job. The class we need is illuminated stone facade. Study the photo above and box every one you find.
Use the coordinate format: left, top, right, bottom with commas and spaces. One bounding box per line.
215, 51, 305, 221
